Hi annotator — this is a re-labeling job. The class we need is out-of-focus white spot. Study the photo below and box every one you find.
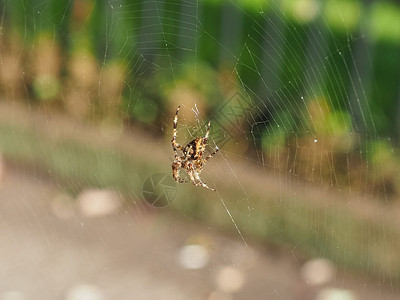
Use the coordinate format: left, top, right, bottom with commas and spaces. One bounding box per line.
51, 193, 75, 219
0, 291, 26, 300
216, 266, 245, 293
301, 258, 335, 286
314, 139, 318, 143
207, 290, 232, 300
177, 244, 209, 269
78, 189, 121, 217
316, 288, 357, 300
65, 284, 104, 300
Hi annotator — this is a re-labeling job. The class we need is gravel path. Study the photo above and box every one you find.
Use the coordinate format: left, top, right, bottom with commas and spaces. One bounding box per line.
0, 163, 398, 300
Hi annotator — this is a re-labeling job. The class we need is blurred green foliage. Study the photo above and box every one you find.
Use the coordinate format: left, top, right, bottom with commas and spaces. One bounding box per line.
2, 0, 400, 282
0, 0, 400, 198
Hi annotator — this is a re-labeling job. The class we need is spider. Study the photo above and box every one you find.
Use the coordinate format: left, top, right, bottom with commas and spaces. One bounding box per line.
171, 105, 219, 191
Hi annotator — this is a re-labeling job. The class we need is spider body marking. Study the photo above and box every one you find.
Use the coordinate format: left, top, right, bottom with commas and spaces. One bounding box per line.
171, 105, 219, 191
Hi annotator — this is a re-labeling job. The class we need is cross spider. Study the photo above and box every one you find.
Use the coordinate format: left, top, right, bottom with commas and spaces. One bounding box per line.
171, 105, 219, 191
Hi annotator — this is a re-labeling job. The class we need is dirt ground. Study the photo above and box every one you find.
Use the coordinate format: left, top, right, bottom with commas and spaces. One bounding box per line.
0, 162, 398, 300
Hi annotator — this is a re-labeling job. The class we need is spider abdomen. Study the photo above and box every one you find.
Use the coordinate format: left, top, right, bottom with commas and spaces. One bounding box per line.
184, 138, 206, 159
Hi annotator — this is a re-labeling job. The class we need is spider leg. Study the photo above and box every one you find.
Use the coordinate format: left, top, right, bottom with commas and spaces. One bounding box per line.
187, 169, 198, 186
204, 146, 219, 164
204, 121, 211, 140
172, 161, 189, 183
186, 163, 201, 186
172, 105, 184, 154
187, 163, 215, 191
173, 143, 184, 152
185, 144, 194, 160
193, 171, 216, 191
173, 145, 184, 161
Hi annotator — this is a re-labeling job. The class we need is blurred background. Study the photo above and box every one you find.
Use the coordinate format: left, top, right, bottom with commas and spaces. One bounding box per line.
0, 0, 400, 299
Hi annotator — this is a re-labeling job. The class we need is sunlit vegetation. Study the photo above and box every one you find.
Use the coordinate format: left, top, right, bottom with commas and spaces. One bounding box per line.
1, 0, 400, 282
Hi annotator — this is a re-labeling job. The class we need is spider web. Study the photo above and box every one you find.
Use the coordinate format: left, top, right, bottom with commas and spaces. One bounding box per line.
107, 0, 400, 295
1, 0, 400, 298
